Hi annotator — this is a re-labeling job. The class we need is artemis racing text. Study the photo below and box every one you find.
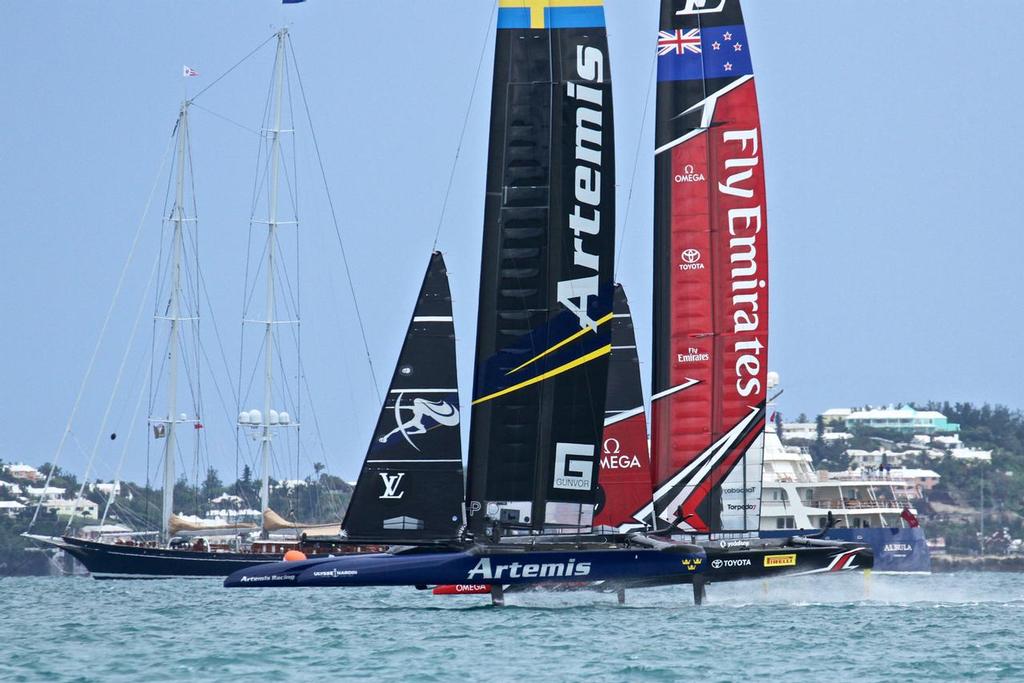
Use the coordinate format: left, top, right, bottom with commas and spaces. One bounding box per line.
559, 46, 606, 332
467, 557, 592, 581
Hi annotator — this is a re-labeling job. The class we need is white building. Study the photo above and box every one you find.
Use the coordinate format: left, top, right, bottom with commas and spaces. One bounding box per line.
26, 486, 66, 499
44, 497, 98, 519
888, 468, 942, 497
843, 406, 959, 434
210, 493, 244, 507
0, 500, 25, 518
948, 447, 992, 462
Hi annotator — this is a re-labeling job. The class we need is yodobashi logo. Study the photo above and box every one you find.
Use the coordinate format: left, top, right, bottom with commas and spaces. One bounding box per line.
467, 557, 591, 580
711, 558, 752, 569
554, 442, 595, 490
719, 540, 750, 549
722, 486, 756, 495
678, 346, 710, 363
378, 472, 406, 500
675, 0, 727, 15
559, 46, 606, 332
763, 553, 797, 568
884, 543, 913, 553
674, 164, 706, 183
719, 127, 766, 398
678, 248, 705, 271
601, 437, 641, 470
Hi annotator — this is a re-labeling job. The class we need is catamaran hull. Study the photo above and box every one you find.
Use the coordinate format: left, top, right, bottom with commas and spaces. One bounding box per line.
225, 547, 707, 588
700, 543, 872, 582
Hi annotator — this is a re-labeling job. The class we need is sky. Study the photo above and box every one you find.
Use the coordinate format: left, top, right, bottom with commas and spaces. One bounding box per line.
3, 1, 1023, 486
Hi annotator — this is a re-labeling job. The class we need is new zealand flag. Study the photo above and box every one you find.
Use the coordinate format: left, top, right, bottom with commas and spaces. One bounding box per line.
657, 24, 753, 82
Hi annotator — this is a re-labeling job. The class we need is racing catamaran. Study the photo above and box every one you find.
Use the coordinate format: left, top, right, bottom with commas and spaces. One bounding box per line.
227, 0, 713, 603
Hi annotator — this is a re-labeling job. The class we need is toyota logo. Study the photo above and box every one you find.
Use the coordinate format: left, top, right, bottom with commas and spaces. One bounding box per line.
681, 248, 701, 264
711, 559, 723, 569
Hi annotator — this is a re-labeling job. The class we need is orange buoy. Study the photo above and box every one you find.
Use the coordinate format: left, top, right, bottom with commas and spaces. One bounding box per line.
283, 550, 307, 562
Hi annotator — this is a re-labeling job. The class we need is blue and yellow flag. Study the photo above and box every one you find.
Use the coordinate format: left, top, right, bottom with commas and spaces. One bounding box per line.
497, 0, 605, 30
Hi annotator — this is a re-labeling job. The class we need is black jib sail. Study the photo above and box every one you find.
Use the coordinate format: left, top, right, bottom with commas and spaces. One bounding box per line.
466, 0, 616, 535
343, 252, 465, 544
645, 0, 769, 535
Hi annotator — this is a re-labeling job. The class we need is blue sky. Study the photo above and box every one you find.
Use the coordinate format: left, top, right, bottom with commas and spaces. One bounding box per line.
3, 1, 1022, 484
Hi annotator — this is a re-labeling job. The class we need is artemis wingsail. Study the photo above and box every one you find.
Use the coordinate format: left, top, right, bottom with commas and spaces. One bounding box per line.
466, 0, 616, 536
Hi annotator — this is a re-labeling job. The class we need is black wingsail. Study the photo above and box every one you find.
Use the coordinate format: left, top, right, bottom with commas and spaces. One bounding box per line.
343, 252, 465, 544
466, 1, 616, 535
593, 285, 654, 530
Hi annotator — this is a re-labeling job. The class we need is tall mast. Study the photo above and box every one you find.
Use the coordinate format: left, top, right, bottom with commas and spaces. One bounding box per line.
260, 29, 288, 520
162, 101, 190, 539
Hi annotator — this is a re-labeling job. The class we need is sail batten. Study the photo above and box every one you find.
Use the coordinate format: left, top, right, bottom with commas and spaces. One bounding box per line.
467, 1, 616, 535
650, 0, 768, 535
343, 252, 465, 544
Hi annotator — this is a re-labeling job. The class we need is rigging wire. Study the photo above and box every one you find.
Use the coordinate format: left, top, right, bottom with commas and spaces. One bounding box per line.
65, 246, 162, 532
189, 33, 278, 103
28, 133, 176, 531
614, 51, 658, 275
287, 37, 381, 403
99, 360, 150, 528
189, 102, 262, 137
430, 0, 498, 252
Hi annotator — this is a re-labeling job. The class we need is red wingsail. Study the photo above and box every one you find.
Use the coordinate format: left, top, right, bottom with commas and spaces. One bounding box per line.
646, 0, 768, 534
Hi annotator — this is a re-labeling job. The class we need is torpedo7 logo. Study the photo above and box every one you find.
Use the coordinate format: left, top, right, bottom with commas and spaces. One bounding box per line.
676, 0, 727, 15
553, 442, 595, 490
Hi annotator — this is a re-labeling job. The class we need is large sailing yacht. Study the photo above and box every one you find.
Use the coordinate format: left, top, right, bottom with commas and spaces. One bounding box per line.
27, 30, 366, 578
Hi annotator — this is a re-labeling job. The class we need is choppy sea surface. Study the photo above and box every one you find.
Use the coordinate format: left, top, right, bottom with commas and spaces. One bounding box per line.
1, 571, 1021, 682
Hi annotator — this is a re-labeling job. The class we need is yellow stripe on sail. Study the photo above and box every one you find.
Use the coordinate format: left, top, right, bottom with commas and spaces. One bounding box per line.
473, 344, 612, 406
505, 312, 614, 376
498, 0, 603, 29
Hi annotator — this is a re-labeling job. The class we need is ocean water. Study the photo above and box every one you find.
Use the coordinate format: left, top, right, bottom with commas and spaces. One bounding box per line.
0, 572, 1021, 682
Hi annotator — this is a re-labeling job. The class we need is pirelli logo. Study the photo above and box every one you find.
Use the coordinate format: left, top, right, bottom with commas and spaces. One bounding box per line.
763, 554, 797, 568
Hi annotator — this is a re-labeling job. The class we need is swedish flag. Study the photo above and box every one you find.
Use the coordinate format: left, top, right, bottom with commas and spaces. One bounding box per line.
497, 0, 605, 30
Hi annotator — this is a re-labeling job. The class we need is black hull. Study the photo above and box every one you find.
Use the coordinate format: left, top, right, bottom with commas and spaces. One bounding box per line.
701, 542, 871, 583
59, 537, 296, 579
